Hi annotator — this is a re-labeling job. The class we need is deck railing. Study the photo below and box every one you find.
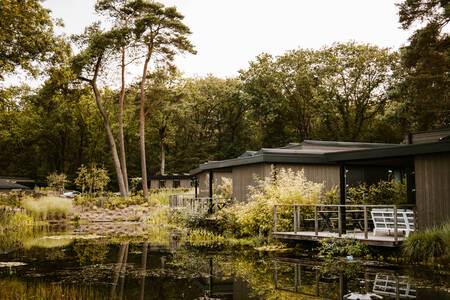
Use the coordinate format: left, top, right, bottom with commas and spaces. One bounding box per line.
273, 258, 416, 299
169, 194, 231, 213
273, 204, 416, 242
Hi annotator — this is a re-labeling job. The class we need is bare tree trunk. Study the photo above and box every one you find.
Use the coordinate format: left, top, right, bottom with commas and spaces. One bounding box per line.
86, 60, 126, 198
139, 55, 151, 199
160, 143, 165, 175
118, 44, 129, 197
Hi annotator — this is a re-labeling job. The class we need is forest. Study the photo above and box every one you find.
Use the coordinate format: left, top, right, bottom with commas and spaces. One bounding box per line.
0, 0, 449, 191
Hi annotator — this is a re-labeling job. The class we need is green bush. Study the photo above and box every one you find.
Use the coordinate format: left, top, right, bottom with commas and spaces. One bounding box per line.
403, 222, 450, 263
347, 179, 407, 205
0, 209, 34, 231
217, 167, 325, 237
318, 238, 370, 258
22, 196, 73, 220
0, 191, 25, 207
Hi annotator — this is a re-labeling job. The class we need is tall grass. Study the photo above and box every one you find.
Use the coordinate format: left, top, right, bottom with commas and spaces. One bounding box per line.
217, 168, 325, 237
403, 222, 450, 263
22, 196, 73, 220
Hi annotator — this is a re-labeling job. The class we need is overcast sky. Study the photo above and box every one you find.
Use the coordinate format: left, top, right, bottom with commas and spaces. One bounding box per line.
42, 0, 412, 79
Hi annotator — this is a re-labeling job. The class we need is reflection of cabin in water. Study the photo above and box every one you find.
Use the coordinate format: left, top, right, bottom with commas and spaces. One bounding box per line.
274, 257, 417, 299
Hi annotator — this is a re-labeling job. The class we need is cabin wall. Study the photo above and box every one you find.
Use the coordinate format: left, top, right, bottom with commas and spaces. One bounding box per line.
179, 178, 192, 188
197, 171, 233, 197
149, 180, 158, 189
414, 152, 450, 230
232, 163, 340, 203
273, 164, 340, 193
232, 164, 272, 203
198, 171, 209, 197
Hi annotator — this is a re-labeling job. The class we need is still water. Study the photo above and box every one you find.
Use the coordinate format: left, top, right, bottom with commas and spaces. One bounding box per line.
0, 224, 449, 300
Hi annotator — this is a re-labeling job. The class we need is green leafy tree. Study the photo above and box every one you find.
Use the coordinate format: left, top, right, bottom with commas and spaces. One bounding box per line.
131, 0, 196, 198
47, 172, 68, 193
315, 42, 401, 141
0, 0, 59, 79
72, 24, 128, 198
75, 164, 110, 195
396, 0, 450, 130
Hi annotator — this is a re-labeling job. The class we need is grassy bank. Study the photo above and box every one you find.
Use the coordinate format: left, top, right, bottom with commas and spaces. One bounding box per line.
403, 222, 450, 265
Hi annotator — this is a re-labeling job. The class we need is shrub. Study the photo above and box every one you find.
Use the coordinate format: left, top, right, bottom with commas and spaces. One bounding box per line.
215, 177, 232, 199
0, 191, 24, 207
22, 196, 73, 220
217, 167, 325, 237
403, 222, 450, 263
318, 238, 370, 258
0, 209, 34, 231
75, 164, 110, 195
347, 179, 407, 205
47, 172, 68, 193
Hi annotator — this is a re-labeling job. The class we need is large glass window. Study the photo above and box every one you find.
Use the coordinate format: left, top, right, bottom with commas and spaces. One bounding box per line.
159, 180, 166, 188
173, 179, 180, 188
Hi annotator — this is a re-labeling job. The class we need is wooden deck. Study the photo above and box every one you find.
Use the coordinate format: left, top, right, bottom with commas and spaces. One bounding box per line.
272, 204, 416, 247
273, 231, 406, 247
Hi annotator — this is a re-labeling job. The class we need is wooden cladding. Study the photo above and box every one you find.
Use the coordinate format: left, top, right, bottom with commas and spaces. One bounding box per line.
414, 153, 450, 229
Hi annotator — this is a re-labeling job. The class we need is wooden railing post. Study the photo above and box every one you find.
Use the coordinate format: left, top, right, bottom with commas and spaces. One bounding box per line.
298, 206, 301, 231
314, 206, 318, 236
273, 206, 277, 233
394, 205, 398, 243
364, 206, 368, 240
294, 206, 297, 233
338, 205, 342, 237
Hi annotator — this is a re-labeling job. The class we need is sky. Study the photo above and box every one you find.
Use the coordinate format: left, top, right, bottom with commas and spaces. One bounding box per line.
42, 0, 413, 80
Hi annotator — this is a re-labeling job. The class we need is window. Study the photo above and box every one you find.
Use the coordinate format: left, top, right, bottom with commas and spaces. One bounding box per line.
173, 179, 180, 188
159, 180, 166, 188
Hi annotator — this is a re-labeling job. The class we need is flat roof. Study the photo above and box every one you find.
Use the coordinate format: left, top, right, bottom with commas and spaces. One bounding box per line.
0, 179, 30, 189
190, 140, 450, 175
284, 140, 398, 149
190, 148, 335, 175
325, 140, 450, 162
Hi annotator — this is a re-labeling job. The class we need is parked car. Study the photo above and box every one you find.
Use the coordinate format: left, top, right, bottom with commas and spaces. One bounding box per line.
60, 191, 81, 198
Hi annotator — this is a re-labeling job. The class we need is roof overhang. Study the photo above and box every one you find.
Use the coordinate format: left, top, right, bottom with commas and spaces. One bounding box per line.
326, 141, 450, 163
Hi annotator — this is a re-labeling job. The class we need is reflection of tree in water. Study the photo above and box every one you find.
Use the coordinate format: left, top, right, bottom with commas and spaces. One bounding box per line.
73, 239, 109, 266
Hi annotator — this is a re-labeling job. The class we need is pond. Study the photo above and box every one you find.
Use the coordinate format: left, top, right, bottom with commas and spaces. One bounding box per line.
0, 224, 449, 300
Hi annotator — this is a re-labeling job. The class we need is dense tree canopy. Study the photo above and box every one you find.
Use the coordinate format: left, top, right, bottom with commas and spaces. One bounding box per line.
0, 0, 61, 79
0, 1, 448, 191
396, 0, 450, 130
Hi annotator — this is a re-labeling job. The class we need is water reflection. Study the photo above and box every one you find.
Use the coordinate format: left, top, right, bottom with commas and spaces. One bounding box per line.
273, 258, 448, 299
0, 225, 449, 299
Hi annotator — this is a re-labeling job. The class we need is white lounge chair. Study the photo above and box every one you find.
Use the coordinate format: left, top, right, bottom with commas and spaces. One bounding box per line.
371, 208, 415, 237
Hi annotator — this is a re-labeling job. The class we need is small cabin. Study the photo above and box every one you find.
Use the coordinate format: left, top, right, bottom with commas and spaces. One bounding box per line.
149, 173, 193, 189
